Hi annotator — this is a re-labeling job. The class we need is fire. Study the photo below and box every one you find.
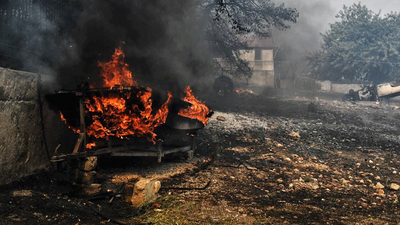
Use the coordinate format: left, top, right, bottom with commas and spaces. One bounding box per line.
81, 47, 173, 144
98, 47, 138, 89
60, 112, 80, 133
59, 47, 211, 147
85, 89, 172, 144
178, 86, 212, 125
235, 88, 258, 96
86, 142, 96, 149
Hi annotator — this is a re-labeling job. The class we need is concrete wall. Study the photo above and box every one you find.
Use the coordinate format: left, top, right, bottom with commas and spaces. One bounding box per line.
331, 83, 362, 94
314, 80, 363, 94
0, 67, 75, 185
247, 70, 274, 88
238, 49, 275, 88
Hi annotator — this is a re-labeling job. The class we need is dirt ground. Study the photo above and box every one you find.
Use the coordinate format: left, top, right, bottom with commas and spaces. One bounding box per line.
2, 89, 400, 224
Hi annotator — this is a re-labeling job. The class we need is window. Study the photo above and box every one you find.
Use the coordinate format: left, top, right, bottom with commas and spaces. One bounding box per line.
255, 49, 261, 60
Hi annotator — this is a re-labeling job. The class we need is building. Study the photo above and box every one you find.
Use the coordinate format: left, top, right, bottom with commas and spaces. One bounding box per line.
238, 37, 276, 88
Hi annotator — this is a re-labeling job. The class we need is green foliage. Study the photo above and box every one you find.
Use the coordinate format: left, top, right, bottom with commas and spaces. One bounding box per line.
308, 3, 400, 83
201, 0, 298, 79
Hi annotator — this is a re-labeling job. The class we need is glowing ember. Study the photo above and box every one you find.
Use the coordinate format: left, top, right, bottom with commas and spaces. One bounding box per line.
60, 112, 80, 133
178, 86, 212, 125
86, 142, 96, 149
98, 47, 138, 89
85, 90, 172, 144
235, 88, 258, 96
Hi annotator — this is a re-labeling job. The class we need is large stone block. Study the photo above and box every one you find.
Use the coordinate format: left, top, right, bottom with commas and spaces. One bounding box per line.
0, 67, 77, 185
0, 101, 47, 184
124, 179, 161, 207
0, 68, 38, 101
78, 156, 98, 171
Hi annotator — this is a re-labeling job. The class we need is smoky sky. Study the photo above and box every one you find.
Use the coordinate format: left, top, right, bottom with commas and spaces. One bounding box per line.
0, 0, 213, 95
56, 0, 213, 95
271, 0, 400, 64
272, 0, 336, 63
0, 0, 78, 89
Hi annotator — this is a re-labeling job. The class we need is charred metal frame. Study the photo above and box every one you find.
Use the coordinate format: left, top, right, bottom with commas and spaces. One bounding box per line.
51, 94, 196, 164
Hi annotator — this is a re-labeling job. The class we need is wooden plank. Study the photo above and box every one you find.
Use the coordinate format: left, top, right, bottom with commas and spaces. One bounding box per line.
72, 133, 84, 154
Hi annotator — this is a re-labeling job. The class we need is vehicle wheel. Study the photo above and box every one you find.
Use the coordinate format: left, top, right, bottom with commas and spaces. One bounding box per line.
213, 76, 233, 96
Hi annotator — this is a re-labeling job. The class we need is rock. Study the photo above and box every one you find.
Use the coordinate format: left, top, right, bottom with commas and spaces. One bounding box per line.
375, 182, 385, 189
12, 190, 33, 197
82, 184, 102, 195
289, 131, 301, 140
124, 179, 161, 207
293, 178, 319, 190
341, 178, 350, 185
276, 143, 283, 148
376, 189, 385, 197
216, 116, 226, 121
72, 170, 96, 185
79, 156, 98, 171
390, 183, 400, 191
69, 157, 99, 185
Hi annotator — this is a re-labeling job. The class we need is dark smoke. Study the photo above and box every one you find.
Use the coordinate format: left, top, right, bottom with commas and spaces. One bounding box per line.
0, 0, 78, 89
58, 0, 212, 95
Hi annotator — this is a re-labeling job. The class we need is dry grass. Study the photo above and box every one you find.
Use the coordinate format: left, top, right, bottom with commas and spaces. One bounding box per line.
130, 195, 240, 225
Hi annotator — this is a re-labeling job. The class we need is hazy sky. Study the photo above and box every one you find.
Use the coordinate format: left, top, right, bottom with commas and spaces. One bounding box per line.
333, 0, 400, 16
272, 0, 400, 59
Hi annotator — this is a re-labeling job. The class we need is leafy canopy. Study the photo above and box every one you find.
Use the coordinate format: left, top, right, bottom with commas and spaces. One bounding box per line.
201, 0, 298, 79
308, 3, 400, 84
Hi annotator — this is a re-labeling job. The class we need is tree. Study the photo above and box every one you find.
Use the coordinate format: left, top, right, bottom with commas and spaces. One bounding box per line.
202, 0, 298, 79
308, 3, 400, 84
55, 0, 298, 90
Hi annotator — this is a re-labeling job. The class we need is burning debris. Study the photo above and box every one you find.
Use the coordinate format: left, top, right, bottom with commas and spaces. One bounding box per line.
47, 47, 212, 162
235, 88, 259, 96
178, 86, 212, 125
84, 89, 172, 144
98, 47, 138, 89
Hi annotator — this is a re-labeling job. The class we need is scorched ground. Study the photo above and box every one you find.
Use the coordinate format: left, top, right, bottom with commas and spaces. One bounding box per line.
1, 91, 400, 224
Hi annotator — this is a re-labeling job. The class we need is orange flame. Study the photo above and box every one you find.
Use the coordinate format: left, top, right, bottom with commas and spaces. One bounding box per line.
85, 90, 172, 144
59, 47, 211, 146
235, 88, 258, 95
86, 142, 96, 149
98, 47, 138, 89
178, 86, 211, 125
80, 47, 173, 144
60, 112, 80, 133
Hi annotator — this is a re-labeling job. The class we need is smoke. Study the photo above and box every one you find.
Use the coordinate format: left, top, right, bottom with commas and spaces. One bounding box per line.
272, 0, 336, 74
0, 0, 213, 95
0, 0, 78, 89
57, 0, 212, 95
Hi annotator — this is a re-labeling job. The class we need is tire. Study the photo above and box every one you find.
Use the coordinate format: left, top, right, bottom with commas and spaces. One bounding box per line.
213, 76, 234, 96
